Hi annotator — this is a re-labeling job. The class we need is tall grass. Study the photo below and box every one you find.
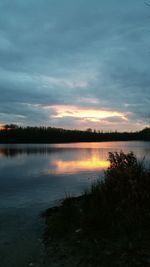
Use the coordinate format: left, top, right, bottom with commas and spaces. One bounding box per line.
43, 152, 150, 266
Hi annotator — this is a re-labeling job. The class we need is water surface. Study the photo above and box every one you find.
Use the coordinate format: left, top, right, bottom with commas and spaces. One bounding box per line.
0, 141, 149, 266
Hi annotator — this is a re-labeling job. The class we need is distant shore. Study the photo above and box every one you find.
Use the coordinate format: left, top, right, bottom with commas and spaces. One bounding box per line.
0, 126, 150, 143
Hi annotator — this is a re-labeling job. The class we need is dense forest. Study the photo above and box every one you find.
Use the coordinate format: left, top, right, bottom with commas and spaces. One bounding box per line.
0, 125, 149, 143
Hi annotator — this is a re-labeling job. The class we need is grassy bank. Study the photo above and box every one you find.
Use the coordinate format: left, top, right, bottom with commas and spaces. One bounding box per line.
42, 152, 150, 267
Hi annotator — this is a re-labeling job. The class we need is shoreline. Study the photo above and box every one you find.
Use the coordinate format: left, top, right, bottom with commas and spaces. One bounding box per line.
0, 139, 149, 145
42, 152, 150, 267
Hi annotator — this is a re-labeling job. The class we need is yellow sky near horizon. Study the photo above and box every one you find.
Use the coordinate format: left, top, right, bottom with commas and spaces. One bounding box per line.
44, 105, 129, 124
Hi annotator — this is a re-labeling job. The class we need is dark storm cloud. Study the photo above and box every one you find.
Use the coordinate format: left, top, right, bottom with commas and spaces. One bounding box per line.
0, 0, 149, 129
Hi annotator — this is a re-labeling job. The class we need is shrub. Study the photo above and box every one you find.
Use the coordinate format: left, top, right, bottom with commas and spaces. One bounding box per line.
43, 152, 150, 266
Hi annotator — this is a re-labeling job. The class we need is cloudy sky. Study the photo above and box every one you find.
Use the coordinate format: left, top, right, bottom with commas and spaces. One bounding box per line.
0, 0, 150, 131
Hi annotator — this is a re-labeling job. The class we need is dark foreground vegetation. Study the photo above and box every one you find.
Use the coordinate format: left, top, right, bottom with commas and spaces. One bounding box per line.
0, 125, 150, 143
43, 152, 150, 267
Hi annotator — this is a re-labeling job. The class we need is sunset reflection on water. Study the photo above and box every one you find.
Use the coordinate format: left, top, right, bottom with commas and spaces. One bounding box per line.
50, 151, 110, 175
0, 142, 149, 176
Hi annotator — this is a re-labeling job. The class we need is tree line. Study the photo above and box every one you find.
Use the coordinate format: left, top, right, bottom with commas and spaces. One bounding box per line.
0, 125, 149, 143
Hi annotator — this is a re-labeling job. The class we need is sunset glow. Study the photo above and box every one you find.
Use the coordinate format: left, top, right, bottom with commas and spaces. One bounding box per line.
49, 154, 110, 175
50, 105, 128, 122
0, 126, 5, 131
0, 1, 149, 131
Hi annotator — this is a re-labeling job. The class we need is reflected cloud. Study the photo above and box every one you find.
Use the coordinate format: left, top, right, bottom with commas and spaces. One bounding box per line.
50, 153, 110, 175
0, 147, 66, 157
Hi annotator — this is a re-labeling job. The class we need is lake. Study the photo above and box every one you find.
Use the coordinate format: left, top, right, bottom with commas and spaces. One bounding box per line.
0, 141, 150, 266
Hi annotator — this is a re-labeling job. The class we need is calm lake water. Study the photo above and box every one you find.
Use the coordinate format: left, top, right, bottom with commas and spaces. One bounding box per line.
0, 141, 150, 266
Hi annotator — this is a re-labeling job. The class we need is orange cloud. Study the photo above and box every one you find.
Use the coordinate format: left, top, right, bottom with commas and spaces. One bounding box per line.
49, 105, 128, 122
